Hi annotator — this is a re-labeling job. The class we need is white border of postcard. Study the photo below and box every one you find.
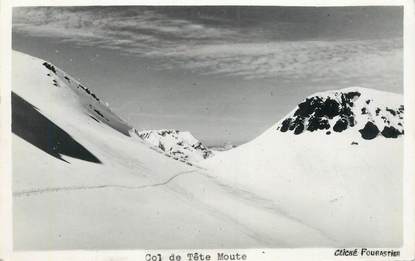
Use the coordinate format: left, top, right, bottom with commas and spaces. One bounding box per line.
0, 0, 414, 261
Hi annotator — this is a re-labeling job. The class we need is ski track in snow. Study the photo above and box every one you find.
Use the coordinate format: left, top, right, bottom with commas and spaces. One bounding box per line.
211, 176, 339, 244
14, 167, 337, 246
13, 170, 196, 197
168, 172, 338, 246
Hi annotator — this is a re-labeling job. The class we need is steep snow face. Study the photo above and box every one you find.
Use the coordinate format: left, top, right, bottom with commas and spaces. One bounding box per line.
12, 50, 193, 185
22, 53, 212, 166
135, 129, 213, 163
202, 87, 404, 247
40, 60, 132, 136
276, 87, 404, 140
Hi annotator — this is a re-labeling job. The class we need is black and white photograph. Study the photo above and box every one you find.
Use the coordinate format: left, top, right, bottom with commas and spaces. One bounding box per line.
2, 1, 414, 258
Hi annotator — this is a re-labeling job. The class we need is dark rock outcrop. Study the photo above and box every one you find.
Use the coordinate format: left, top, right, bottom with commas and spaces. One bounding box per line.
278, 90, 360, 135
42, 62, 56, 74
359, 122, 380, 140
333, 118, 348, 132
277, 89, 403, 141
381, 126, 402, 138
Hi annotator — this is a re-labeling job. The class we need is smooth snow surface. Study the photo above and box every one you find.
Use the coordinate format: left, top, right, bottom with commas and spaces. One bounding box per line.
12, 51, 403, 249
203, 88, 404, 247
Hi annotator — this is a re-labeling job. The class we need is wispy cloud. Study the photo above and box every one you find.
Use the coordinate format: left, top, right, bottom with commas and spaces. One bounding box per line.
175, 40, 402, 82
13, 7, 402, 84
13, 7, 237, 47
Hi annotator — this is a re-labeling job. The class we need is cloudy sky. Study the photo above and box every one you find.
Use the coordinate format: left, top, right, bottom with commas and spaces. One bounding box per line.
12, 6, 403, 145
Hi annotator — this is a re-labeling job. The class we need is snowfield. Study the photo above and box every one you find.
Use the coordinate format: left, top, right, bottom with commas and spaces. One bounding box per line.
12, 50, 403, 249
202, 87, 404, 247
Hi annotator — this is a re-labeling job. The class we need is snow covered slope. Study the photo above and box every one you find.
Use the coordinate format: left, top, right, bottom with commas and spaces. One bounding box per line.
276, 87, 404, 140
12, 50, 403, 249
12, 51, 342, 249
40, 59, 132, 136
17, 53, 210, 166
202, 87, 404, 247
11, 50, 195, 210
11, 51, 259, 249
135, 129, 213, 163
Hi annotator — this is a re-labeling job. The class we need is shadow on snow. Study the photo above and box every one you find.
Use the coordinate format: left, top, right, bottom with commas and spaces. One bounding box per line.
12, 92, 102, 164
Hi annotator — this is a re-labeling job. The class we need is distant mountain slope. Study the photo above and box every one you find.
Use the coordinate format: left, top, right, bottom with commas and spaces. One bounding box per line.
135, 129, 213, 164
202, 87, 404, 247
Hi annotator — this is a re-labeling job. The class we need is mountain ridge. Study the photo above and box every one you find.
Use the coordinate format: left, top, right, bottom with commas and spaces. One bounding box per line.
275, 87, 404, 140
21, 50, 212, 164
134, 128, 213, 164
